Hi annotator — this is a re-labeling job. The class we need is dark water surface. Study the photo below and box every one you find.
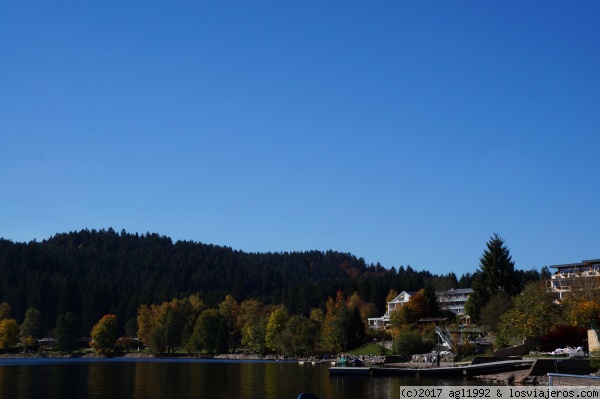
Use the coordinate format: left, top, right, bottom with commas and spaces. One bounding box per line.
0, 358, 478, 399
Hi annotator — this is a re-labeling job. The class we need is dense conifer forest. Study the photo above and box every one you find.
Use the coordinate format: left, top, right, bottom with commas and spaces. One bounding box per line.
0, 228, 540, 337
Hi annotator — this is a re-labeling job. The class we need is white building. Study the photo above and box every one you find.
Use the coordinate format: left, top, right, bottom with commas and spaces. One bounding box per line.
547, 259, 600, 300
436, 288, 473, 315
367, 291, 416, 330
367, 288, 474, 330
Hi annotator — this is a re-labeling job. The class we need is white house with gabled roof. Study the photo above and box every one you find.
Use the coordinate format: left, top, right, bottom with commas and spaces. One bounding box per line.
367, 291, 416, 330
367, 288, 475, 330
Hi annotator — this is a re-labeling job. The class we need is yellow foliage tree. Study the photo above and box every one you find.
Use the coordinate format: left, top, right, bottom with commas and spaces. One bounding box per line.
90, 314, 118, 355
0, 319, 20, 349
386, 289, 399, 304
561, 279, 600, 327
565, 300, 600, 327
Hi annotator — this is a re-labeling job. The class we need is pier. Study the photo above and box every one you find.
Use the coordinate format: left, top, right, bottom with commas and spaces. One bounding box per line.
329, 358, 535, 377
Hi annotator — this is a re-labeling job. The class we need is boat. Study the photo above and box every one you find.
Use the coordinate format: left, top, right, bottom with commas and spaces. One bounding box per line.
297, 393, 319, 399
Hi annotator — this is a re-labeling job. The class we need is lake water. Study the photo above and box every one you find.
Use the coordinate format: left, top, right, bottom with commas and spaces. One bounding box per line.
0, 358, 480, 399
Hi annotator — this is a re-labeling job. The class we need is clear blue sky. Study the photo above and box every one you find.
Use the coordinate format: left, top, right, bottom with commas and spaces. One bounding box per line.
2, 1, 599, 277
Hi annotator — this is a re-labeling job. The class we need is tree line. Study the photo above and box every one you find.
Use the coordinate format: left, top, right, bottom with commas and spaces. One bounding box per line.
0, 229, 548, 353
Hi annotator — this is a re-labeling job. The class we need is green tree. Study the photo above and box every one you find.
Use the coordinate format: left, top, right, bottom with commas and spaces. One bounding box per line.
479, 291, 513, 333
498, 281, 558, 343
54, 313, 80, 353
20, 308, 42, 349
149, 323, 167, 355
180, 294, 206, 347
157, 300, 185, 354
421, 284, 440, 316
188, 309, 227, 354
280, 315, 319, 357
218, 295, 239, 352
465, 234, 517, 321
0, 319, 19, 349
0, 302, 12, 320
90, 314, 118, 355
309, 308, 324, 325
392, 326, 427, 355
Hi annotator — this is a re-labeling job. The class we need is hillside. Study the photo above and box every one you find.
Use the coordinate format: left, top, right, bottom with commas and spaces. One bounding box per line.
0, 228, 439, 335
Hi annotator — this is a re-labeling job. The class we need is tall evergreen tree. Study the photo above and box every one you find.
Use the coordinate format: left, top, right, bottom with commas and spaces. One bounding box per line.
54, 313, 80, 353
465, 233, 517, 322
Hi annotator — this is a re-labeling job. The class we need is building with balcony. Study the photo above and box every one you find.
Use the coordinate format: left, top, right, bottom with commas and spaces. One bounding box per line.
547, 259, 600, 300
436, 288, 473, 315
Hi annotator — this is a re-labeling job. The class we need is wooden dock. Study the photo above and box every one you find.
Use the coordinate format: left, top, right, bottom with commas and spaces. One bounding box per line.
329, 359, 534, 377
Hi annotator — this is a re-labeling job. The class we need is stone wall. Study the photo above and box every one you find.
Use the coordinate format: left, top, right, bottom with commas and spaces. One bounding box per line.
493, 336, 542, 357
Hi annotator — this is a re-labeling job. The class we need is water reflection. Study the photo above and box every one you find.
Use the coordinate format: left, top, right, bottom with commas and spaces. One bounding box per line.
0, 358, 482, 399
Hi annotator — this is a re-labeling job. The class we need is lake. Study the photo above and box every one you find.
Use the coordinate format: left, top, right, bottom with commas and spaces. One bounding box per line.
0, 358, 480, 399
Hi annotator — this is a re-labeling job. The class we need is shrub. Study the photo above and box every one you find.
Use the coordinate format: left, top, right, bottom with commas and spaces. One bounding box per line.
392, 326, 429, 355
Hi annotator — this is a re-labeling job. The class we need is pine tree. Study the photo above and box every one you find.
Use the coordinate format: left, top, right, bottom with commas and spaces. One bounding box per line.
465, 233, 517, 322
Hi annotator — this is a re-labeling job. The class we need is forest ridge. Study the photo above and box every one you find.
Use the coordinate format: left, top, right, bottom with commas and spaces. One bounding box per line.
0, 228, 540, 336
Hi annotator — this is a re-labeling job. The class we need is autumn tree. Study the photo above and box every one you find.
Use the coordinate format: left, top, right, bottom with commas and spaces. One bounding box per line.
347, 291, 378, 327
0, 319, 19, 349
386, 289, 399, 304
465, 234, 517, 321
265, 307, 289, 353
560, 277, 600, 327
138, 296, 204, 354
236, 299, 271, 354
322, 291, 352, 353
136, 304, 159, 347
90, 314, 118, 355
391, 288, 437, 327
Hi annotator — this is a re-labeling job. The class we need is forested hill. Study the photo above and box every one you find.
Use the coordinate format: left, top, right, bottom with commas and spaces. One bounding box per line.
0, 228, 460, 336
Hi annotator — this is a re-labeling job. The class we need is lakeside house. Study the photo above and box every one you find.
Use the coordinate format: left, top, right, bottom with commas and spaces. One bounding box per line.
367, 291, 416, 330
436, 288, 473, 315
547, 259, 600, 301
367, 288, 473, 330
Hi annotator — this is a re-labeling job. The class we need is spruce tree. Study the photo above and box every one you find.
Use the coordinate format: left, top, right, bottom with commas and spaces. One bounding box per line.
465, 233, 517, 322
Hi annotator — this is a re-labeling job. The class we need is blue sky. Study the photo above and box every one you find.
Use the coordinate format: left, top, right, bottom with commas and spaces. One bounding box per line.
1, 1, 599, 277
